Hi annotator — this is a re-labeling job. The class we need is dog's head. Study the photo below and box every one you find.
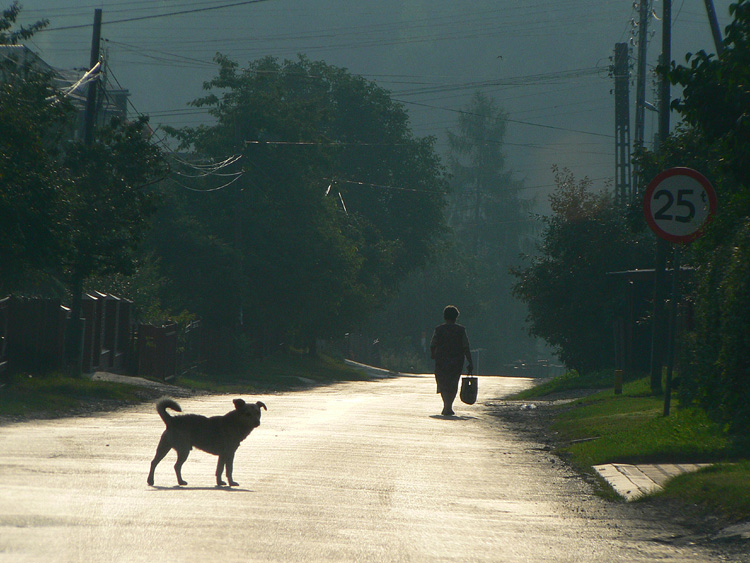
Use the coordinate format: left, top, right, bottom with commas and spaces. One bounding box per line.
232, 398, 267, 428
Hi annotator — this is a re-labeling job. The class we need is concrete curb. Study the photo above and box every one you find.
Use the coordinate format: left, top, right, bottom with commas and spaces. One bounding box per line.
593, 462, 712, 501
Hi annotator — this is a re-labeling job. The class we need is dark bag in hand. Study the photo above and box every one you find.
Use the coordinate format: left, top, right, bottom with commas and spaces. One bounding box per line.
460, 375, 478, 405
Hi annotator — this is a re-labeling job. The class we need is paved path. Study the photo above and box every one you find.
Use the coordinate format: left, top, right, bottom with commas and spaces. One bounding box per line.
0, 374, 743, 562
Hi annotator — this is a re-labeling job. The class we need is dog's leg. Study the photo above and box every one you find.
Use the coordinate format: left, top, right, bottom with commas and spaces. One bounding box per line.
174, 449, 190, 486
225, 452, 239, 487
147, 433, 172, 486
215, 457, 227, 487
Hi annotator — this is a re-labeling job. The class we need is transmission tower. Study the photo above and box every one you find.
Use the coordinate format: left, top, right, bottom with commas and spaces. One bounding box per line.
613, 42, 632, 206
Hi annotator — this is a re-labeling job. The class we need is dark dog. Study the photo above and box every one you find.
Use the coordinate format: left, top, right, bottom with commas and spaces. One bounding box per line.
147, 398, 266, 487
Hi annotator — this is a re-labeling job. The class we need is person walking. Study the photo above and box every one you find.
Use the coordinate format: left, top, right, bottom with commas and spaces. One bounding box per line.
430, 305, 473, 416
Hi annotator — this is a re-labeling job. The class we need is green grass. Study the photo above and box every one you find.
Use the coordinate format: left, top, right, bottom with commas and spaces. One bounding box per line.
0, 352, 369, 418
521, 370, 750, 522
179, 352, 368, 392
659, 461, 750, 521
511, 369, 643, 400
0, 371, 148, 417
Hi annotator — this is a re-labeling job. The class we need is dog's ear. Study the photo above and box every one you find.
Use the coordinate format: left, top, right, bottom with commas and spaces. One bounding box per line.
233, 398, 246, 409
256, 401, 267, 411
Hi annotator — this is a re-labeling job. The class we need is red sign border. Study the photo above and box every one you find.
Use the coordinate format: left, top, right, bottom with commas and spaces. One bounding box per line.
642, 167, 718, 244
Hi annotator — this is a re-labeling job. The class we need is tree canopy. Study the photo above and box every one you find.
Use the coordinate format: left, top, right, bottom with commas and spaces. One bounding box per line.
512, 167, 654, 373
657, 0, 750, 432
1, 4, 166, 299
153, 55, 448, 355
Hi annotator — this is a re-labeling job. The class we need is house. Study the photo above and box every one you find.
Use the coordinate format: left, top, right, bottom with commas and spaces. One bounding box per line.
0, 44, 129, 140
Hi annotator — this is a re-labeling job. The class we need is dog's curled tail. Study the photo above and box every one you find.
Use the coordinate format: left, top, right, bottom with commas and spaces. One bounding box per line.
156, 398, 182, 425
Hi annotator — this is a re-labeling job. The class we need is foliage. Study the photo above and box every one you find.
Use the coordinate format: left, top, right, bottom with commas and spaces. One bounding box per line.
0, 6, 69, 293
1, 5, 166, 301
667, 0, 750, 188
156, 55, 447, 355
445, 91, 537, 368
367, 92, 537, 372
0, 2, 46, 44
62, 117, 166, 283
656, 0, 750, 433
511, 167, 654, 373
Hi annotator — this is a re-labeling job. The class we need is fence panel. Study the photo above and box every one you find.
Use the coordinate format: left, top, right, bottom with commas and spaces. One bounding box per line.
137, 323, 177, 381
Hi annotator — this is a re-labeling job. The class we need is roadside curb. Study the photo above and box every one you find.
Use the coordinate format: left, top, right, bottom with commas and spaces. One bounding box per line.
344, 359, 399, 379
593, 462, 712, 501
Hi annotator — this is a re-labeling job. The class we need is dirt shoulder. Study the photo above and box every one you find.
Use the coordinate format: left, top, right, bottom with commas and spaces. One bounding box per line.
485, 393, 750, 557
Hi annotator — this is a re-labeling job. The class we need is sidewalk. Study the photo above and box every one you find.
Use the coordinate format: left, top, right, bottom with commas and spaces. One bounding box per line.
593, 462, 712, 501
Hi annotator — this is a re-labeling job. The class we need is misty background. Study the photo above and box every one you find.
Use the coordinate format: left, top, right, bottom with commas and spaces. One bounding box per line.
14, 0, 732, 372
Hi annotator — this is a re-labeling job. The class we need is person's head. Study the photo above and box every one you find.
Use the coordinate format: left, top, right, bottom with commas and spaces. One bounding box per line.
443, 305, 460, 322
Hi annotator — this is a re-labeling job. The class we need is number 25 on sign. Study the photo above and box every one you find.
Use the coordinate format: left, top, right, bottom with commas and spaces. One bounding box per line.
643, 167, 717, 244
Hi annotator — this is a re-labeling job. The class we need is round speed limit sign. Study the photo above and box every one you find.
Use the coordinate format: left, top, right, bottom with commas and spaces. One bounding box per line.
643, 167, 717, 244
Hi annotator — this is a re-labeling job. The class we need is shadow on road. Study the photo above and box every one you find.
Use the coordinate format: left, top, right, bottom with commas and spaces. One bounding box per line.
147, 485, 253, 492
429, 414, 477, 421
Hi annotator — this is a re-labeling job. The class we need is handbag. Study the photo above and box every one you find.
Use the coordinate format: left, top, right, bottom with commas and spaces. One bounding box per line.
460, 375, 478, 405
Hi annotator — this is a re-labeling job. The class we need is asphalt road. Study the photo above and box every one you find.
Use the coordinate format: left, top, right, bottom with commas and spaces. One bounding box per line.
0, 374, 741, 562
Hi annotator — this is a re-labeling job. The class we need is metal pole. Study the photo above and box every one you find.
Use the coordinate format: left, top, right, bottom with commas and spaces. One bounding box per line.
663, 246, 680, 416
634, 0, 650, 152
703, 0, 724, 55
649, 0, 672, 395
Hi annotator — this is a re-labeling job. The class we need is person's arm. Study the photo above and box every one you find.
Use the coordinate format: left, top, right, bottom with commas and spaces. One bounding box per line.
462, 330, 473, 374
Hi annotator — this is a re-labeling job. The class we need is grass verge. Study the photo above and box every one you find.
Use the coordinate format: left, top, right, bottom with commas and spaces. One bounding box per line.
0, 371, 152, 417
514, 370, 750, 523
0, 353, 369, 419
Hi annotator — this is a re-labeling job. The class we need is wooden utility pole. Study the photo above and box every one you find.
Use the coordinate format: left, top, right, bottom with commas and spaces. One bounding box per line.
83, 9, 102, 146
66, 9, 102, 369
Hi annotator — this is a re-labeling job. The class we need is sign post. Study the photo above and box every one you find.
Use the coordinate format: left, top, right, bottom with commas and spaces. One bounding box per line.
643, 167, 717, 415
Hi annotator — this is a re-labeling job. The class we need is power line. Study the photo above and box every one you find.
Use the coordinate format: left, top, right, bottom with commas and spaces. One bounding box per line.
41, 0, 275, 32
399, 99, 614, 139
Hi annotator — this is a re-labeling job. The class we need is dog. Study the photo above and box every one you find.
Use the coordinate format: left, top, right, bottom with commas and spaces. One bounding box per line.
147, 398, 266, 487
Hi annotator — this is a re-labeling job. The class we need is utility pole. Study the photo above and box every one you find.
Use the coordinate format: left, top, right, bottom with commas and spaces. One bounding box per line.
614, 42, 632, 206
703, 0, 724, 55
649, 0, 671, 394
633, 0, 650, 178
66, 8, 102, 370
83, 9, 102, 146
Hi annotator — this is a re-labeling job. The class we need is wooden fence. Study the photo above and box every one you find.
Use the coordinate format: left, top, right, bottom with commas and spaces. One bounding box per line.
0, 294, 204, 382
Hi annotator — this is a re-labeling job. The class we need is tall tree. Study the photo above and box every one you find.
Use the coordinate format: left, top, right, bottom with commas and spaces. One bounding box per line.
657, 0, 750, 432
1, 3, 166, 310
0, 4, 68, 293
446, 91, 536, 369
158, 55, 447, 354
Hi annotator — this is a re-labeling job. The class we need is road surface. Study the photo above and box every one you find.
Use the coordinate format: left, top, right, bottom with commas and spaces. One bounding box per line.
0, 374, 742, 562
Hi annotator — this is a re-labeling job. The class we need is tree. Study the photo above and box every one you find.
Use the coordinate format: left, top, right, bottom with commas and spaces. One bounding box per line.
1, 3, 166, 324
659, 0, 750, 432
158, 55, 447, 355
512, 167, 654, 373
0, 4, 68, 294
446, 91, 536, 369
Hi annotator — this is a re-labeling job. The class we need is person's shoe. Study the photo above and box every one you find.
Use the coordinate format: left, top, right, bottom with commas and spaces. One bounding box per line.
441, 408, 455, 416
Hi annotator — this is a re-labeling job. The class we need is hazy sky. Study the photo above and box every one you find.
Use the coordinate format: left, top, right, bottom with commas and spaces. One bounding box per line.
16, 0, 733, 210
